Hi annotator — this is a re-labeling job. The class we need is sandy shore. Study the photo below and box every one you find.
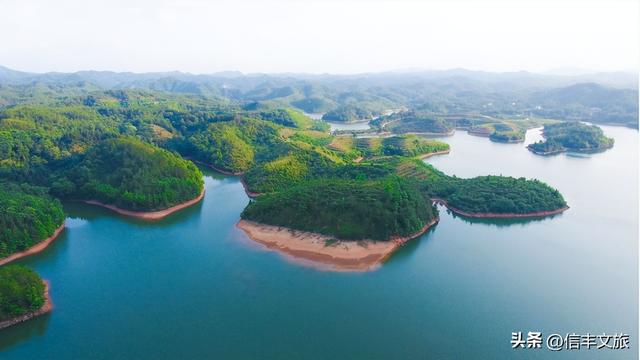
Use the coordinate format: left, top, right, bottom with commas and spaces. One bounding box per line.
432, 198, 569, 218
84, 189, 205, 220
0, 224, 65, 266
236, 218, 438, 271
0, 280, 53, 330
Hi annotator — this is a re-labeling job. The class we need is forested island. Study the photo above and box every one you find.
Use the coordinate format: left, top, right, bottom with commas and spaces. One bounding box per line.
528, 122, 614, 155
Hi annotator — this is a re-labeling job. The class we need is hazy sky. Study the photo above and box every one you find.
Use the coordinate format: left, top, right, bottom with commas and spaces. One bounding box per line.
1, 0, 638, 74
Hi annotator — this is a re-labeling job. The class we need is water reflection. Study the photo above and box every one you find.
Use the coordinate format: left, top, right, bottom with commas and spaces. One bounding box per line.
0, 313, 51, 352
439, 206, 566, 228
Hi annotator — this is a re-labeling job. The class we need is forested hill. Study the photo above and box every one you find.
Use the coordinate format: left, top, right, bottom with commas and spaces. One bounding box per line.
0, 265, 47, 322
1, 66, 637, 127
0, 86, 568, 252
51, 137, 204, 211
0, 182, 64, 259
242, 177, 436, 240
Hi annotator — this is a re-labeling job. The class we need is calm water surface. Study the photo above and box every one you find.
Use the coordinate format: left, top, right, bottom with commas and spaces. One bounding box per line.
327, 120, 371, 131
0, 126, 637, 359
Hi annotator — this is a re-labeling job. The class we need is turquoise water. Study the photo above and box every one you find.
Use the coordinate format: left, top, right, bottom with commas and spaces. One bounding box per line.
0, 126, 636, 359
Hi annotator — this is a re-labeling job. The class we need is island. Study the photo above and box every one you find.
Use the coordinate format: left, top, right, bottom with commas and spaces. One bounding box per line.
0, 265, 52, 330
528, 122, 614, 155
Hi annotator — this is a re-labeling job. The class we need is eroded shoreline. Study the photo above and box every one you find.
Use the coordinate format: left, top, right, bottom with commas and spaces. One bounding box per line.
236, 218, 438, 271
0, 280, 52, 330
0, 224, 66, 266
84, 189, 205, 220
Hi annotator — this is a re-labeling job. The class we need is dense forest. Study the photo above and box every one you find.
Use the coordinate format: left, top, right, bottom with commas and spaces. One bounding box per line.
242, 177, 436, 240
375, 113, 455, 134
322, 105, 376, 122
0, 265, 46, 321
0, 183, 64, 259
0, 85, 568, 253
1, 66, 636, 127
328, 135, 449, 159
390, 159, 567, 214
528, 122, 614, 155
50, 137, 204, 211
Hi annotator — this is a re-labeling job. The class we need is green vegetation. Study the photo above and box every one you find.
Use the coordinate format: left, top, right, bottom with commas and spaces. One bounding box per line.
0, 84, 570, 248
489, 130, 525, 143
467, 122, 525, 142
52, 137, 204, 211
0, 265, 46, 321
322, 105, 375, 122
329, 135, 449, 159
392, 158, 567, 214
0, 183, 64, 258
184, 117, 298, 174
1, 68, 637, 127
259, 108, 329, 131
528, 122, 614, 155
376, 113, 455, 134
242, 177, 436, 240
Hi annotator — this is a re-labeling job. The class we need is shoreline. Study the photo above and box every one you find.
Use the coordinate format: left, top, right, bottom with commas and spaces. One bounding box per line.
236, 217, 438, 272
432, 198, 569, 218
490, 136, 524, 144
0, 224, 65, 266
527, 144, 613, 156
240, 178, 261, 198
466, 129, 491, 137
418, 149, 451, 159
84, 189, 205, 220
191, 159, 245, 176
0, 280, 53, 330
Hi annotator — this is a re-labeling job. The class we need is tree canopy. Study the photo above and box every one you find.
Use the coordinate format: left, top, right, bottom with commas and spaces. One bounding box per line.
52, 137, 204, 211
0, 182, 64, 259
0, 265, 46, 322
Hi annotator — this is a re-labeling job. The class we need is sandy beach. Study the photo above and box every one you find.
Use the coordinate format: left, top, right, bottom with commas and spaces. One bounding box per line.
236, 218, 438, 271
0, 224, 65, 266
84, 189, 205, 220
0, 280, 53, 330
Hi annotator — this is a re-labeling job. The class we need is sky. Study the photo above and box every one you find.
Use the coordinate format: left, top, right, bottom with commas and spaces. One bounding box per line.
1, 0, 638, 74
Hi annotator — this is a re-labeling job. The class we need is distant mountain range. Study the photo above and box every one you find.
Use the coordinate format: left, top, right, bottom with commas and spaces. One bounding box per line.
0, 65, 637, 126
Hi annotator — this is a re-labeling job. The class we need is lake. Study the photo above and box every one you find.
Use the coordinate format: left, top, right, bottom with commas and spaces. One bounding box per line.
0, 126, 636, 359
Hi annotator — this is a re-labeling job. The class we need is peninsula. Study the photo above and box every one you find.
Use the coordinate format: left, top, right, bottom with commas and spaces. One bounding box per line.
84, 189, 205, 220
0, 266, 51, 330
239, 177, 439, 270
